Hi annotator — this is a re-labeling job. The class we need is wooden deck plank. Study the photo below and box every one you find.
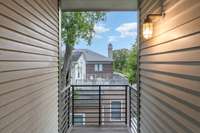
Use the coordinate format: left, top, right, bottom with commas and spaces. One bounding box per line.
71, 127, 130, 133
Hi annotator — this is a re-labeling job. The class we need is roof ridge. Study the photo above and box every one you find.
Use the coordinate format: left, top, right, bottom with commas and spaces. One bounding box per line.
74, 49, 112, 62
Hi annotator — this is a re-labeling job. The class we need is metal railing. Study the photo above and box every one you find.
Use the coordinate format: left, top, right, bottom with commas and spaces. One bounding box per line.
71, 79, 129, 85
59, 84, 138, 133
59, 86, 71, 133
129, 85, 138, 133
71, 85, 128, 126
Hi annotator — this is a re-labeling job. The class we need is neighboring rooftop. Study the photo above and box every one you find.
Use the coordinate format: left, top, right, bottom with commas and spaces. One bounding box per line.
72, 49, 113, 62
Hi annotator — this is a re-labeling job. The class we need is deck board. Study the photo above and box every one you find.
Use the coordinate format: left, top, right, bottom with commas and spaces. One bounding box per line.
71, 127, 130, 133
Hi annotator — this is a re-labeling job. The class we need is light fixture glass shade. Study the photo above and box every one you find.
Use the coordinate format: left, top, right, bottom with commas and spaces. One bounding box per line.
143, 22, 153, 39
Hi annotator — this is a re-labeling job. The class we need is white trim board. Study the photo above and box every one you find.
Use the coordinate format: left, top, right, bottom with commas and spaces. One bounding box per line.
61, 0, 138, 11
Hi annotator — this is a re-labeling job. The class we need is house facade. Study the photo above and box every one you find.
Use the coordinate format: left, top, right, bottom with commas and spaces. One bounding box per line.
71, 43, 115, 84
70, 44, 129, 126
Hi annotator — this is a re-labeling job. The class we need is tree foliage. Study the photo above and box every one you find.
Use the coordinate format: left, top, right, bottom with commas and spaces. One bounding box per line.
113, 45, 137, 84
61, 12, 105, 88
113, 49, 130, 73
62, 12, 105, 46
125, 45, 137, 84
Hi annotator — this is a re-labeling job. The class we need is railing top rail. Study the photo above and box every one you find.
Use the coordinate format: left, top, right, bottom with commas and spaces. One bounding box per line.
71, 84, 129, 87
71, 84, 137, 91
60, 84, 71, 93
129, 85, 137, 91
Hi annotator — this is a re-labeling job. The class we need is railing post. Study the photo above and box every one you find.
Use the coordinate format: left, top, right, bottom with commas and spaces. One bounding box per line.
137, 86, 140, 133
72, 85, 74, 126
99, 85, 101, 126
125, 85, 128, 125
67, 87, 70, 128
129, 86, 131, 128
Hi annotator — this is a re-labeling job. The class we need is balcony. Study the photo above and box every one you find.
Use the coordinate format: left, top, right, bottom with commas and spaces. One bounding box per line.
59, 84, 138, 133
0, 0, 198, 133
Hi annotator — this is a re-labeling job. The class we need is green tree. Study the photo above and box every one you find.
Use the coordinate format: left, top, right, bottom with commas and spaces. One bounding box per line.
126, 45, 137, 84
113, 49, 130, 73
112, 45, 137, 84
62, 12, 105, 46
61, 12, 105, 88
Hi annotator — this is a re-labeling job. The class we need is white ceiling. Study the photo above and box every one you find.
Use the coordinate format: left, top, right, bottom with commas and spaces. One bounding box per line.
61, 0, 138, 11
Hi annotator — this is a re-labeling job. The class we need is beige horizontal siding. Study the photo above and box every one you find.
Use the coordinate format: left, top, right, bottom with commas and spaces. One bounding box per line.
139, 0, 200, 133
0, 0, 59, 133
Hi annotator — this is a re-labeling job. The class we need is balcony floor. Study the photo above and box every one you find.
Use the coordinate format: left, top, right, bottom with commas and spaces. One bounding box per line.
71, 127, 130, 133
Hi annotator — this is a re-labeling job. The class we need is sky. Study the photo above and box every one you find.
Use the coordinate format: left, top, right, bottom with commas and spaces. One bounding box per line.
75, 11, 138, 56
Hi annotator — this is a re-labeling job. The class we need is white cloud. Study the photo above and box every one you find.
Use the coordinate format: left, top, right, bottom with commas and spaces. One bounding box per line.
108, 36, 117, 42
116, 22, 137, 38
94, 24, 110, 34
95, 34, 103, 39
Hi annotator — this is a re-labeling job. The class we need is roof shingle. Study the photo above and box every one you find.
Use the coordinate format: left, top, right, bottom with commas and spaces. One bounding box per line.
72, 49, 113, 62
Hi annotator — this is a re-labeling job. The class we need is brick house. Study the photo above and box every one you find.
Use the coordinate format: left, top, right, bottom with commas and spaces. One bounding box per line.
71, 43, 116, 83
70, 44, 128, 126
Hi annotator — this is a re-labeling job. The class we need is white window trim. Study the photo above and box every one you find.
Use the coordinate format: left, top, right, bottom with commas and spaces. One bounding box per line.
95, 64, 98, 72
109, 100, 122, 121
94, 64, 103, 72
74, 113, 86, 125
99, 64, 103, 71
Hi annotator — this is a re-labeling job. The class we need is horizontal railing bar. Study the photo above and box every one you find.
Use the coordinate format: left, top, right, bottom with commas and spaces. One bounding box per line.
130, 96, 137, 101
76, 94, 126, 96
130, 103, 137, 108
74, 121, 126, 123
130, 108, 137, 113
130, 93, 137, 97
72, 89, 126, 91
102, 121, 126, 123
130, 111, 138, 117
71, 85, 129, 87
131, 118, 137, 123
131, 121, 138, 127
74, 116, 126, 118
75, 102, 126, 107
73, 112, 127, 114
74, 122, 99, 123
74, 98, 126, 100
129, 86, 137, 90
130, 121, 137, 132
60, 86, 71, 94
74, 106, 126, 109
60, 117, 70, 128
74, 105, 126, 107
81, 102, 126, 104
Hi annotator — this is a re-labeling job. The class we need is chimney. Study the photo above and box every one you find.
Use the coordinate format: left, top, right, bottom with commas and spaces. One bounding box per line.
108, 43, 113, 59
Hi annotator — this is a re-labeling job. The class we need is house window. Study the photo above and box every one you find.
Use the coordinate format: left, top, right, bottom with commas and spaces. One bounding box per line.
111, 101, 121, 120
95, 64, 98, 72
74, 113, 85, 125
99, 64, 103, 71
94, 64, 103, 72
77, 65, 81, 78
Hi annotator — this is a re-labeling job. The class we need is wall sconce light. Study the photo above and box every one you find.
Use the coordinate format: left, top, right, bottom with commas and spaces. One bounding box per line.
142, 0, 165, 39
142, 14, 164, 39
143, 16, 154, 39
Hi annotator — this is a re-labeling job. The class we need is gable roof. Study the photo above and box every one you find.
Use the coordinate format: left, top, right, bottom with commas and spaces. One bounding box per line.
72, 49, 113, 62
71, 50, 82, 62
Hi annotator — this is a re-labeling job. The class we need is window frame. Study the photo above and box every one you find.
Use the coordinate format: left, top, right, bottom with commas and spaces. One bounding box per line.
110, 100, 122, 121
94, 64, 98, 72
94, 64, 103, 72
99, 64, 103, 71
74, 113, 86, 125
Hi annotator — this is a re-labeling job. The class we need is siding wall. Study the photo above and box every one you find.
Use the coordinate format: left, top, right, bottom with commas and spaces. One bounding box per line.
139, 0, 200, 133
0, 0, 59, 133
86, 63, 113, 79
